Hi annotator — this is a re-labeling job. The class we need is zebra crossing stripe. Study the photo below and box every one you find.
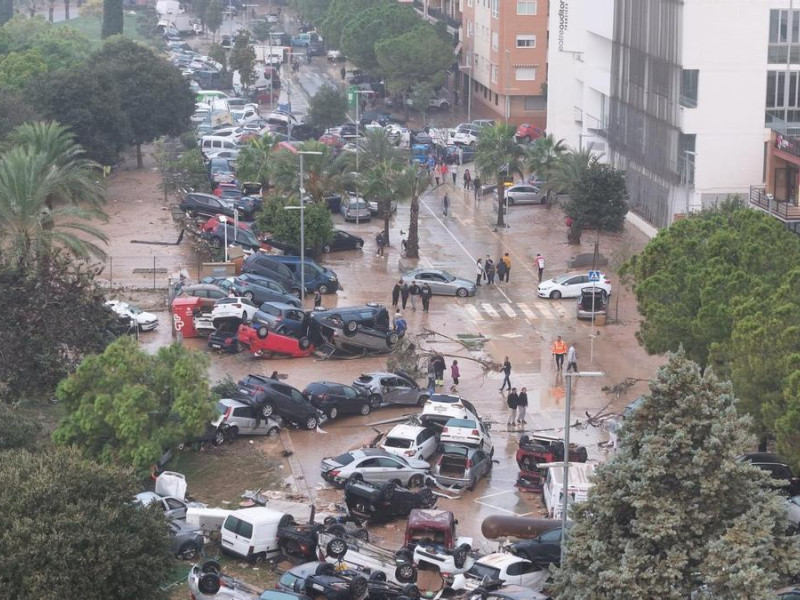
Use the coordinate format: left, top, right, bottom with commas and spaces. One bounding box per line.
499, 303, 517, 318
464, 305, 484, 321
482, 303, 500, 318
517, 303, 537, 320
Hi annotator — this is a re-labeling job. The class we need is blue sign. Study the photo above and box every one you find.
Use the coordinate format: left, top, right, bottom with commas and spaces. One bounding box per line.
588, 270, 601, 282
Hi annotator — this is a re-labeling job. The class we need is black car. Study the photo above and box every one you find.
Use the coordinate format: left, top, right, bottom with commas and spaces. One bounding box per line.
338, 123, 358, 139
237, 374, 322, 430
359, 111, 392, 127
290, 123, 325, 141
740, 453, 800, 495
280, 562, 419, 600
208, 319, 241, 354
179, 192, 238, 219
308, 304, 397, 355
303, 382, 373, 419
202, 223, 261, 252
344, 480, 436, 523
233, 273, 302, 307
267, 230, 364, 255
507, 526, 567, 567
241, 253, 302, 297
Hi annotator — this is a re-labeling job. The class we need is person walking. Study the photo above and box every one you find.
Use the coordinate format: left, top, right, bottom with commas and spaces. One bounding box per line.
427, 360, 436, 396
401, 282, 410, 310
502, 253, 511, 282
485, 259, 496, 285
473, 176, 482, 201
500, 356, 512, 391
421, 283, 433, 312
409, 281, 420, 311
442, 193, 450, 218
441, 162, 449, 185
393, 309, 407, 337
434, 354, 446, 387
375, 230, 387, 257
313, 289, 322, 308
496, 257, 507, 283
483, 254, 491, 282
391, 279, 402, 308
552, 335, 568, 371
506, 388, 519, 426
475, 258, 484, 287
463, 169, 472, 191
450, 360, 460, 392
451, 165, 458, 185
340, 66, 346, 80
434, 165, 441, 186
535, 253, 545, 283
517, 387, 528, 424
566, 343, 578, 372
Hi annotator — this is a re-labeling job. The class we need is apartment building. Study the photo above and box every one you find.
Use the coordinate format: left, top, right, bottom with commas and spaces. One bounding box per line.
547, 0, 800, 232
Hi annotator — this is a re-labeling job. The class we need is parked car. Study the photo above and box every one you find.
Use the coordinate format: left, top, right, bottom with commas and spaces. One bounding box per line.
238, 323, 315, 359
451, 553, 547, 592
324, 230, 364, 252
303, 381, 374, 419
271, 255, 339, 294
515, 123, 544, 143
237, 374, 322, 429
401, 269, 477, 297
380, 424, 438, 461
178, 283, 228, 310
208, 318, 244, 354
211, 297, 258, 323
352, 371, 430, 407
449, 124, 481, 146
135, 491, 198, 520
308, 304, 398, 354
440, 418, 493, 454
283, 561, 416, 600
431, 444, 493, 490
404, 509, 474, 580
740, 452, 800, 496
344, 480, 436, 523
507, 526, 567, 567
505, 184, 546, 205
340, 195, 371, 221
179, 192, 238, 219
252, 302, 309, 336
169, 520, 206, 560
420, 394, 480, 427
471, 119, 496, 129
516, 434, 589, 471
233, 273, 302, 307
211, 398, 281, 443
320, 448, 430, 488
537, 272, 612, 299
241, 253, 303, 296
187, 560, 281, 600
105, 300, 159, 331
576, 287, 609, 320
368, 198, 398, 216
202, 222, 261, 252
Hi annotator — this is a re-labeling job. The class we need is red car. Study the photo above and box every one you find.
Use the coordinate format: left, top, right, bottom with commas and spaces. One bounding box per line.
319, 133, 346, 149
515, 123, 544, 143
201, 215, 255, 234
237, 323, 314, 358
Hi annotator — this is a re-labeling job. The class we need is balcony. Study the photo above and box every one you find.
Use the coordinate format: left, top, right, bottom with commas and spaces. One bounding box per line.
750, 185, 800, 223
411, 0, 461, 35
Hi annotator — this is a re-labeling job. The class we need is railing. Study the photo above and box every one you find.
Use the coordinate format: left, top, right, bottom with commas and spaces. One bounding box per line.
750, 185, 800, 222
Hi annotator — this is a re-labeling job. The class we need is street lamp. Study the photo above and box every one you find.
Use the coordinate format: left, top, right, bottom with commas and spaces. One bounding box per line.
284, 150, 323, 303
683, 150, 697, 215
218, 214, 229, 262
350, 89, 372, 225
560, 370, 604, 566
458, 59, 473, 123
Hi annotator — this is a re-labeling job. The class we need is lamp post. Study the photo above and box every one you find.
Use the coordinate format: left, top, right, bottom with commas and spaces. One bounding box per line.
351, 89, 372, 225
683, 150, 697, 216
458, 60, 473, 123
218, 215, 229, 262
285, 150, 323, 303
560, 370, 604, 566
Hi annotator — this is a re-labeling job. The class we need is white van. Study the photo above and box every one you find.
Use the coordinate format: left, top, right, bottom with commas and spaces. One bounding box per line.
197, 90, 230, 103
201, 136, 240, 155
539, 462, 594, 519
220, 507, 294, 562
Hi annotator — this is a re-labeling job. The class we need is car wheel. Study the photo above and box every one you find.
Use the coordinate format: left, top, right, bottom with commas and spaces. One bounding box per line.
318, 284, 329, 294
349, 575, 368, 598
523, 135, 531, 143
550, 290, 562, 299
305, 415, 319, 430
507, 197, 515, 206
453, 543, 470, 569
213, 429, 226, 446
316, 562, 337, 576
408, 474, 424, 488
323, 245, 331, 253
177, 542, 199, 560
441, 102, 450, 109
395, 564, 417, 584
257, 326, 269, 339
387, 332, 400, 347
348, 472, 363, 484
209, 236, 222, 249
577, 446, 589, 463
187, 209, 198, 218
260, 402, 275, 418
359, 403, 371, 416
355, 240, 363, 249
369, 570, 386, 582
328, 407, 338, 420
326, 537, 348, 559
201, 560, 221, 575
343, 320, 358, 336
369, 394, 382, 409
419, 487, 436, 508
267, 426, 280, 437
456, 287, 469, 298
520, 434, 531, 447
226, 426, 239, 442
403, 584, 421, 600
298, 336, 311, 350
417, 394, 429, 407
354, 528, 370, 541
198, 573, 221, 595
244, 291, 255, 301
291, 288, 302, 298
326, 523, 346, 536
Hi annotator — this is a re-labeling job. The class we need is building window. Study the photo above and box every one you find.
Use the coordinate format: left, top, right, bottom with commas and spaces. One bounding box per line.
492, 0, 499, 18
491, 65, 498, 84
678, 134, 696, 186
524, 96, 547, 110
467, 20, 473, 38
769, 9, 800, 64
467, 0, 473, 6
680, 69, 699, 108
516, 35, 536, 48
765, 69, 800, 127
517, 0, 537, 15
515, 67, 537, 81
492, 32, 498, 51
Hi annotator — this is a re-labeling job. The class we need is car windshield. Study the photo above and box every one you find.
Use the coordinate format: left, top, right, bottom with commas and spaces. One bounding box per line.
446, 419, 476, 429
277, 571, 302, 591
552, 274, 573, 284
409, 528, 447, 544
438, 271, 456, 282
126, 304, 143, 315
466, 562, 501, 581
215, 401, 228, 414
384, 437, 413, 449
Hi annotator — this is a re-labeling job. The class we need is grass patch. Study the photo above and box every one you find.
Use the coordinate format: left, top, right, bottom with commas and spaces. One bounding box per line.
55, 13, 160, 47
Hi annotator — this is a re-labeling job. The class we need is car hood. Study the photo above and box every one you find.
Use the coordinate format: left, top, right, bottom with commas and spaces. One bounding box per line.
407, 458, 430, 470
537, 280, 555, 289
451, 278, 474, 288
132, 310, 159, 323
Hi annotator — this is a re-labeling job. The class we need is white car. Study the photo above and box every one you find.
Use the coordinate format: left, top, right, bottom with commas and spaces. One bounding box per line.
380, 424, 439, 461
449, 124, 480, 146
105, 300, 159, 331
537, 272, 612, 299
451, 553, 548, 592
134, 491, 205, 520
203, 149, 240, 162
440, 418, 493, 455
211, 297, 258, 322
420, 394, 481, 427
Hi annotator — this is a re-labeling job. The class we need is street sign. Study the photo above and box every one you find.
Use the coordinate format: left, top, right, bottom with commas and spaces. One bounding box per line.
588, 270, 601, 282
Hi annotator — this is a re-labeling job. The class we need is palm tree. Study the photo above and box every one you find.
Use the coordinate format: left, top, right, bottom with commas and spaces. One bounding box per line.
400, 166, 431, 259
474, 123, 525, 228
269, 141, 346, 203
235, 133, 278, 191
0, 148, 109, 268
524, 134, 567, 182
548, 147, 599, 196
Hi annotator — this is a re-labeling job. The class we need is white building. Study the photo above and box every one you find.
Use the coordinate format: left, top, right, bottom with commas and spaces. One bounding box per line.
547, 0, 800, 230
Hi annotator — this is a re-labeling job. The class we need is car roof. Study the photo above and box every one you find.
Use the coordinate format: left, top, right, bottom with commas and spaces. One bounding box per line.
261, 302, 298, 310
218, 398, 249, 409
352, 448, 390, 458
182, 283, 225, 292
387, 424, 428, 438
477, 553, 529, 568
135, 491, 162, 505
429, 394, 465, 404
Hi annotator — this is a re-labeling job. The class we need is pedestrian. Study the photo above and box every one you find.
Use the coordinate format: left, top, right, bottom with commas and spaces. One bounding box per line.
535, 253, 545, 283
434, 165, 441, 187
313, 289, 322, 308
306, 52, 311, 64
502, 253, 511, 282
473, 176, 481, 200
475, 258, 483, 287
457, 145, 463, 165
454, 89, 459, 106
401, 282, 410, 310
552, 335, 568, 371
517, 387, 528, 424
496, 257, 507, 283
340, 66, 346, 80
441, 162, 449, 184
270, 370, 280, 380
451, 165, 458, 185
409, 281, 420, 311
485, 259, 496, 285
375, 230, 386, 257
463, 169, 471, 190
393, 309, 407, 337
450, 360, 460, 392
421, 283, 433, 312
427, 361, 436, 396
442, 193, 450, 218
391, 279, 402, 308
483, 254, 491, 282
506, 388, 519, 426
434, 354, 446, 387
566, 343, 578, 372
500, 356, 512, 391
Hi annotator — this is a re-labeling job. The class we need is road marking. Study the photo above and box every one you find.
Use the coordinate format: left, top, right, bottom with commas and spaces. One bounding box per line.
482, 303, 500, 318
517, 303, 537, 320
464, 305, 484, 321
499, 303, 517, 318
421, 197, 476, 261
538, 307, 558, 321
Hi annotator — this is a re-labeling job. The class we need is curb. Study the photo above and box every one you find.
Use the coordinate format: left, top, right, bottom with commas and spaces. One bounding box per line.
279, 428, 314, 501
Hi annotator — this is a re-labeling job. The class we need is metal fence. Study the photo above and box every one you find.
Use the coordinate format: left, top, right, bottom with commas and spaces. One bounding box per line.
96, 255, 208, 291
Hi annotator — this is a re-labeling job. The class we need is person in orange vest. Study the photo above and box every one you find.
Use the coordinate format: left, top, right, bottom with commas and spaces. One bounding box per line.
552, 335, 568, 371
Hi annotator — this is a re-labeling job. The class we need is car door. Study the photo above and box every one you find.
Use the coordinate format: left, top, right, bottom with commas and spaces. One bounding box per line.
417, 428, 437, 460
163, 496, 188, 520
385, 377, 417, 405
517, 561, 546, 589
378, 456, 410, 483
356, 457, 383, 482
341, 385, 361, 413
428, 273, 451, 295
233, 405, 257, 434
563, 276, 585, 298
288, 388, 312, 419
535, 528, 563, 565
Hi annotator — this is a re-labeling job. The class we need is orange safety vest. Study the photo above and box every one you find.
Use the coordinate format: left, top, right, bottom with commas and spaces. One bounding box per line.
552, 340, 567, 355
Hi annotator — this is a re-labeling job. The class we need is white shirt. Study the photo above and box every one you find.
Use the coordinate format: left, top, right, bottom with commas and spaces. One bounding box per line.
567, 346, 577, 363
476, 262, 484, 275
536, 256, 545, 269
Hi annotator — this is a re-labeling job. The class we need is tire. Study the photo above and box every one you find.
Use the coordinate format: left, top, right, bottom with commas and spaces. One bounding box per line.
440, 102, 450, 110
318, 284, 329, 294
523, 135, 531, 143
389, 478, 402, 488
403, 584, 421, 600
369, 394, 382, 409
348, 473, 363, 484
187, 209, 198, 218
550, 290, 562, 299
213, 429, 226, 446
201, 560, 222, 575
387, 332, 399, 347
349, 575, 368, 598
328, 407, 338, 420
316, 562, 337, 576
395, 549, 413, 563
279, 513, 296, 528
344, 320, 358, 336
354, 528, 370, 541
305, 415, 319, 430
291, 288, 302, 298
226, 426, 239, 442
419, 487, 435, 508
456, 287, 469, 298
260, 402, 275, 418
383, 482, 397, 501
177, 542, 199, 560
408, 474, 424, 489
576, 446, 589, 463
323, 516, 337, 526
520, 434, 531, 447
417, 394, 429, 407
244, 291, 255, 301
257, 326, 269, 339
198, 573, 221, 594
369, 570, 387, 582
359, 403, 371, 416
453, 544, 470, 569
395, 564, 417, 584
326, 524, 346, 536
298, 336, 311, 350
323, 245, 331, 253
267, 426, 280, 437
326, 537, 348, 559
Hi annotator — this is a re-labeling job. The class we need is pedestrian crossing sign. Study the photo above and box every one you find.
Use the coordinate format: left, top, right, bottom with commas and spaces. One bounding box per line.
588, 270, 601, 282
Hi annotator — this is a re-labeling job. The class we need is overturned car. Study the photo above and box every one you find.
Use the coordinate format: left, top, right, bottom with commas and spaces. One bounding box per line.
309, 304, 399, 355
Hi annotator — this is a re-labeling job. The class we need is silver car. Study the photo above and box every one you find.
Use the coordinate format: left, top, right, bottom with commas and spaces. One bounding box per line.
401, 269, 477, 297
320, 448, 430, 488
340, 195, 371, 221
169, 520, 205, 560
352, 371, 430, 407
506, 184, 546, 205
211, 398, 281, 444
432, 444, 493, 490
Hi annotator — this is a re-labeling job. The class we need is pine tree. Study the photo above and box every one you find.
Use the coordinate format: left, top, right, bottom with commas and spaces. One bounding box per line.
552, 351, 800, 599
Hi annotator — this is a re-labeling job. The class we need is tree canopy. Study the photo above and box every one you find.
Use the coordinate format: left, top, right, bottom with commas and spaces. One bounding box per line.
230, 30, 256, 89
340, 2, 418, 74
307, 85, 348, 131
563, 160, 628, 242
375, 25, 452, 96
53, 336, 217, 474
552, 351, 800, 599
475, 123, 525, 228
256, 195, 334, 253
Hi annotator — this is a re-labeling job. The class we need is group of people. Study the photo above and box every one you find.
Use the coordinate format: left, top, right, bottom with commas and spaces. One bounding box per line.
426, 354, 460, 393
552, 335, 578, 373
475, 253, 512, 286
391, 279, 434, 312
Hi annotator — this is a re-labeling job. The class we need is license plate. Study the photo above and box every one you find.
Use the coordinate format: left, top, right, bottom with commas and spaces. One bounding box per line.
434, 406, 446, 412
211, 344, 221, 349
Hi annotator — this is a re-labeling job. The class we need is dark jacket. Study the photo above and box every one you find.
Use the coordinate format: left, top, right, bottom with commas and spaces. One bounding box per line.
401, 283, 410, 299
421, 285, 433, 299
409, 283, 421, 296
506, 392, 519, 408
517, 391, 528, 407
502, 360, 512, 375
392, 284, 402, 302
496, 260, 507, 276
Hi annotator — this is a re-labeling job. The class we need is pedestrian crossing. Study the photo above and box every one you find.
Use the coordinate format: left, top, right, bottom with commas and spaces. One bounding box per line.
461, 301, 562, 322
